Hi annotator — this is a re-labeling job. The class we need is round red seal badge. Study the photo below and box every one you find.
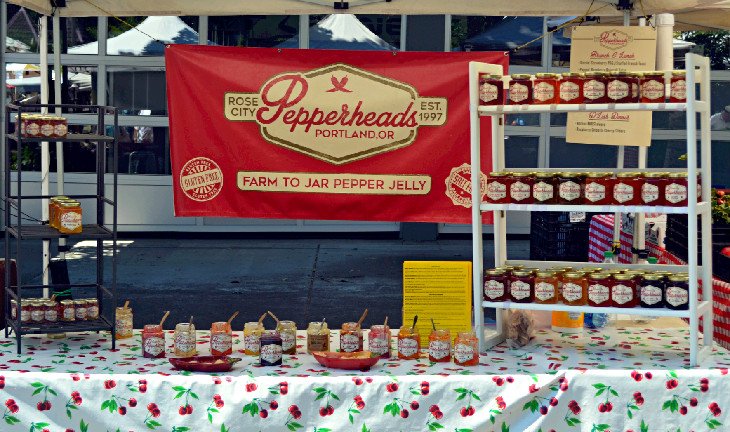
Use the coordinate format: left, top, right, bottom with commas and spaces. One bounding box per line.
179, 157, 224, 202
444, 163, 487, 208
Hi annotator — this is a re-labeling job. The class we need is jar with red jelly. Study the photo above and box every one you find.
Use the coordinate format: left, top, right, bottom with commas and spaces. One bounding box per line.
642, 172, 668, 206
640, 72, 666, 103
478, 74, 504, 106
533, 73, 559, 104
611, 273, 638, 308
557, 172, 583, 204
665, 172, 689, 206
142, 324, 166, 358
486, 172, 512, 204
587, 272, 612, 307
532, 172, 556, 204
559, 73, 584, 104
509, 172, 533, 204
606, 71, 633, 103
484, 268, 508, 302
629, 72, 642, 102
583, 72, 608, 103
508, 74, 532, 105
584, 172, 613, 205
670, 71, 687, 103
613, 172, 643, 205
509, 270, 534, 303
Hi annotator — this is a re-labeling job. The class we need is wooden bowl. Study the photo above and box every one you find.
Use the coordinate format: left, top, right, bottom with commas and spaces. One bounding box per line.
169, 356, 241, 372
312, 351, 379, 370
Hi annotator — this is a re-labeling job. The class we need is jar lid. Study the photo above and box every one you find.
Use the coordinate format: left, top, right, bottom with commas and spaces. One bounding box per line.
563, 272, 583, 279
668, 172, 688, 178
535, 73, 559, 78
613, 273, 634, 281
645, 172, 668, 178
644, 71, 665, 76
617, 172, 643, 177
609, 70, 629, 76
74, 299, 87, 304
512, 270, 533, 276
61, 300, 75, 305
534, 172, 554, 178
485, 268, 506, 276
488, 171, 508, 177
668, 275, 690, 282
535, 270, 556, 277
585, 71, 607, 77
560, 72, 585, 78
586, 172, 611, 178
559, 172, 580, 178
642, 273, 664, 281
43, 301, 56, 307
629, 72, 644, 77
262, 330, 280, 337
511, 73, 532, 79
672, 71, 686, 76
511, 172, 532, 177
589, 272, 611, 279
546, 266, 567, 272
578, 267, 602, 273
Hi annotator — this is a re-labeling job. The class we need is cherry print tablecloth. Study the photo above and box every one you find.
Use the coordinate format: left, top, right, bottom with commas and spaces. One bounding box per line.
0, 328, 729, 432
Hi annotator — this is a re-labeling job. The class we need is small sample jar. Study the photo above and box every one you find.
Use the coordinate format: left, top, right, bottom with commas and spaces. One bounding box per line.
557, 172, 583, 204
368, 324, 391, 358
640, 274, 665, 308
244, 322, 265, 356
665, 173, 689, 206
453, 332, 479, 366
642, 172, 668, 205
508, 74, 532, 104
57, 201, 83, 234
613, 172, 643, 205
142, 324, 166, 358
583, 72, 608, 103
640, 72, 666, 103
306, 321, 329, 353
561, 272, 588, 306
533, 73, 559, 104
340, 322, 363, 353
584, 172, 613, 205
210, 322, 233, 356
534, 271, 559, 304
486, 172, 512, 204
670, 71, 687, 103
665, 275, 690, 310
484, 268, 509, 302
559, 73, 585, 104
85, 298, 99, 320
588, 272, 612, 307
397, 325, 420, 360
174, 323, 197, 357
606, 71, 633, 103
260, 330, 283, 366
428, 329, 451, 362
74, 300, 88, 321
611, 273, 638, 308
629, 72, 642, 102
509, 270, 535, 303
509, 172, 534, 204
532, 172, 557, 204
478, 73, 504, 106
277, 320, 297, 355
43, 301, 59, 324
115, 307, 133, 339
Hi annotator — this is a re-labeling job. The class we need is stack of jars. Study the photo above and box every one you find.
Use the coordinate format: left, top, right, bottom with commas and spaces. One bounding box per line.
478, 71, 687, 106
17, 114, 68, 138
485, 171, 700, 207
484, 266, 690, 310
396, 326, 479, 366
49, 196, 83, 234
11, 297, 99, 325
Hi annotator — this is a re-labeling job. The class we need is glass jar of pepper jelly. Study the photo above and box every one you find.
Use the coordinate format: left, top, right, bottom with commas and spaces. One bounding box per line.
509, 270, 534, 303
397, 325, 420, 360
244, 322, 265, 356
453, 332, 479, 366
509, 172, 534, 204
607, 71, 633, 103
640, 72, 666, 103
43, 301, 59, 324
534, 271, 558, 304
641, 172, 668, 206
613, 172, 643, 205
611, 273, 638, 308
584, 172, 613, 205
629, 72, 642, 102
368, 324, 391, 359
340, 322, 363, 353
533, 73, 559, 104
428, 329, 451, 363
640, 274, 665, 308
508, 74, 532, 104
587, 272, 612, 307
665, 172, 689, 206
306, 321, 329, 353
665, 275, 690, 310
210, 322, 233, 356
115, 306, 133, 339
532, 172, 556, 204
670, 71, 687, 103
478, 74, 504, 106
260, 330, 283, 366
30, 300, 45, 324
142, 324, 166, 359
277, 320, 297, 355
484, 268, 508, 301
559, 73, 584, 104
561, 272, 588, 305
174, 323, 197, 358
486, 172, 512, 204
583, 72, 608, 103
557, 172, 583, 204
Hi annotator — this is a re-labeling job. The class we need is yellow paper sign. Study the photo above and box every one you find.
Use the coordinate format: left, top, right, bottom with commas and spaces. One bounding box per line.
402, 261, 472, 348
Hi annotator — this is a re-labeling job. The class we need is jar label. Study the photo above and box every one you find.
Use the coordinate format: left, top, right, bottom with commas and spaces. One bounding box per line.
588, 283, 610, 303
244, 334, 261, 353
509, 83, 529, 103
641, 80, 665, 100
31, 309, 44, 322
174, 334, 196, 354
428, 340, 451, 360
584, 80, 606, 100
510, 181, 531, 201
534, 282, 555, 301
281, 331, 296, 352
641, 285, 662, 305
559, 181, 581, 201
454, 343, 475, 364
641, 183, 659, 203
54, 123, 67, 136
585, 182, 606, 202
613, 182, 634, 203
563, 282, 583, 302
87, 306, 99, 319
671, 79, 686, 100
211, 333, 232, 353
398, 338, 419, 357
607, 79, 629, 100
44, 309, 58, 322
64, 307, 76, 320
559, 81, 580, 102
533, 82, 555, 102
612, 284, 634, 305
75, 307, 87, 320
368, 335, 389, 356
40, 123, 54, 137
479, 83, 499, 103
485, 280, 505, 300
340, 333, 361, 352
533, 181, 554, 202
510, 280, 531, 300
666, 286, 689, 307
307, 334, 328, 352
26, 123, 40, 136
665, 183, 687, 204
116, 318, 133, 335
60, 211, 82, 231
486, 181, 507, 201
261, 343, 283, 364
21, 310, 30, 322
143, 336, 165, 356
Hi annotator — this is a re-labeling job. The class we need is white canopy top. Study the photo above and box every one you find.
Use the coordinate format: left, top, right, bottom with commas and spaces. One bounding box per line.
278, 14, 396, 50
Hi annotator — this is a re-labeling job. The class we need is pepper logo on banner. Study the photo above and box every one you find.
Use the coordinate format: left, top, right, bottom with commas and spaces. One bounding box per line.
224, 63, 447, 165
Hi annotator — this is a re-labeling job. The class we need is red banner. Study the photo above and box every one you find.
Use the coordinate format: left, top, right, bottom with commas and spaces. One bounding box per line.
166, 46, 506, 224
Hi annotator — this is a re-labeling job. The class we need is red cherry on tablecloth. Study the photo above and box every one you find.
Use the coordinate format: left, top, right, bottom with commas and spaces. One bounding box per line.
680, 406, 688, 415
65, 429, 74, 432
496, 396, 506, 410
118, 406, 126, 415
43, 401, 51, 410
270, 400, 278, 410
319, 407, 328, 417
5, 398, 15, 408
259, 409, 268, 418
434, 410, 443, 420
634, 373, 643, 382
506, 376, 514, 383
152, 408, 161, 418
186, 404, 193, 414
356, 401, 365, 410
666, 379, 678, 389
690, 397, 698, 407
327, 405, 334, 415
400, 409, 409, 418
71, 392, 80, 399
289, 404, 299, 414
73, 397, 82, 406
178, 406, 187, 415
539, 405, 548, 415
128, 398, 137, 407
460, 407, 468, 417
429, 404, 440, 413
421, 387, 429, 395
246, 383, 257, 392
292, 409, 302, 419
645, 372, 653, 379
528, 384, 539, 393
410, 401, 419, 410
215, 399, 224, 408
353, 378, 363, 385
701, 383, 709, 392
598, 403, 607, 413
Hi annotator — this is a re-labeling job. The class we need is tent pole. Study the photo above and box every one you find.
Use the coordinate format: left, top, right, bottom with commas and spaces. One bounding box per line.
53, 13, 65, 260
40, 15, 50, 296
612, 10, 631, 255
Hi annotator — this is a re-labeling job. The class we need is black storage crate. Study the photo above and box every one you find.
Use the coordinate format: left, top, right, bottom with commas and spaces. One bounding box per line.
665, 214, 730, 282
530, 212, 598, 262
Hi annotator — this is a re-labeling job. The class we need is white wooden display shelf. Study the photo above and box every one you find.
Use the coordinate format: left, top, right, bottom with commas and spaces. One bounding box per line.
481, 300, 711, 318
480, 202, 710, 215
477, 102, 708, 115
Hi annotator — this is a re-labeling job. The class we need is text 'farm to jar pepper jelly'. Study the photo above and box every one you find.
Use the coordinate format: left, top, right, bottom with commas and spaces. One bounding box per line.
486, 172, 512, 204
584, 172, 613, 205
532, 172, 556, 204
508, 74, 532, 105
533, 73, 559, 104
428, 329, 451, 363
665, 275, 690, 310
260, 330, 283, 366
509, 172, 533, 204
484, 268, 508, 301
453, 332, 479, 366
478, 74, 504, 106
640, 274, 665, 308
510, 270, 534, 303
670, 71, 687, 103
559, 73, 584, 104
